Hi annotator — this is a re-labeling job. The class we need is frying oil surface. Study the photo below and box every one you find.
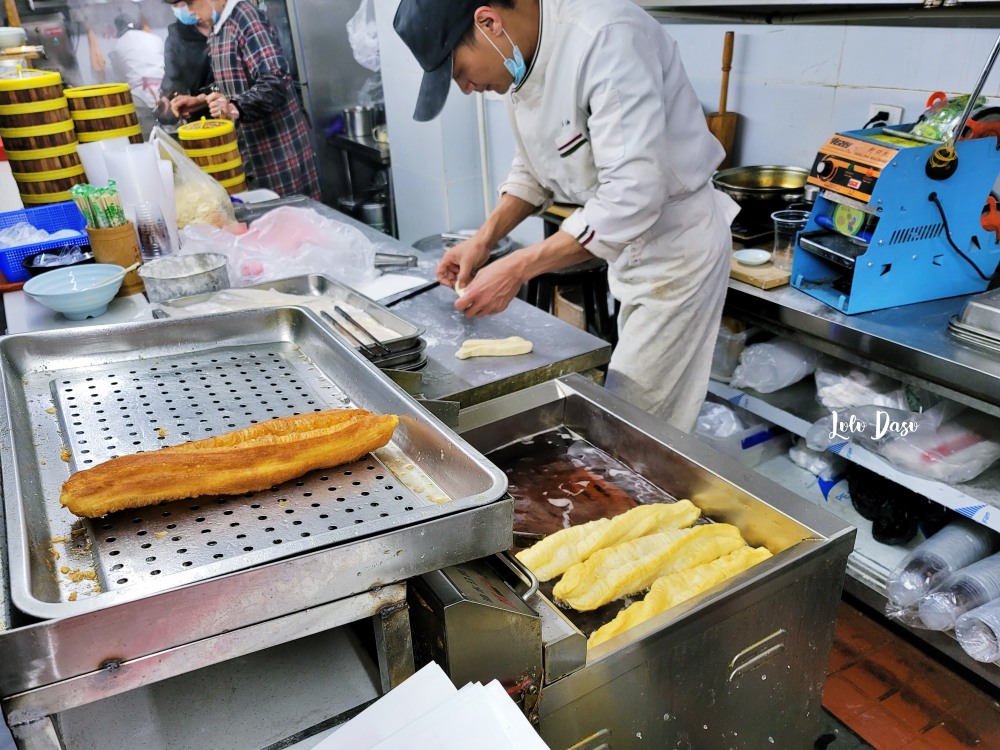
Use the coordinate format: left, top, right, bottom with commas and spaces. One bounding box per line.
486, 427, 678, 536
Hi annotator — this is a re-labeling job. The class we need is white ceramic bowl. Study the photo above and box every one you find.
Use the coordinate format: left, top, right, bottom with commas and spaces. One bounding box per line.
23, 264, 126, 320
734, 249, 772, 267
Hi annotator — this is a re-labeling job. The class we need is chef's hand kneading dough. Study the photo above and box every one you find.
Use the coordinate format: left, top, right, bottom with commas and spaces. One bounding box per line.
60, 409, 398, 518
455, 336, 533, 360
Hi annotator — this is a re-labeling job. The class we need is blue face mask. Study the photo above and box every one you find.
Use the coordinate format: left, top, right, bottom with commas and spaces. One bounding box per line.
477, 25, 527, 87
172, 6, 199, 26
212, 9, 219, 24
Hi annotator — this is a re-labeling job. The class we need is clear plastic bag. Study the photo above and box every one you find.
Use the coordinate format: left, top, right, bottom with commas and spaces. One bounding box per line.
179, 206, 379, 289
813, 357, 908, 411
806, 401, 1000, 484
911, 93, 987, 142
955, 597, 1000, 662
915, 552, 1000, 631
729, 338, 820, 393
347, 0, 380, 72
695, 402, 744, 439
886, 519, 999, 610
787, 437, 847, 481
149, 126, 236, 230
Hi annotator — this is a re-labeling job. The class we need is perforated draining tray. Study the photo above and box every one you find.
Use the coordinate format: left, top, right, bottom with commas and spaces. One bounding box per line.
0, 307, 507, 620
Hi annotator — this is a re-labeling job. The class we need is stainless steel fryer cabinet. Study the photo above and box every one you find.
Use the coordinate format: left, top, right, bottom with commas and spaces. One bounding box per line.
455, 374, 856, 750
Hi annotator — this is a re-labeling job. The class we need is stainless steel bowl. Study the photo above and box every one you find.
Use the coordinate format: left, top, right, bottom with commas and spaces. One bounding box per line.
712, 165, 810, 218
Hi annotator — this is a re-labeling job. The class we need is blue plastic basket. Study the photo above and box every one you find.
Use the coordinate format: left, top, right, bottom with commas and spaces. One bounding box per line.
0, 202, 89, 283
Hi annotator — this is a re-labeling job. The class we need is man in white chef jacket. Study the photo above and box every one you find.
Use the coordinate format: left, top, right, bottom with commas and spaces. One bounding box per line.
394, 0, 738, 432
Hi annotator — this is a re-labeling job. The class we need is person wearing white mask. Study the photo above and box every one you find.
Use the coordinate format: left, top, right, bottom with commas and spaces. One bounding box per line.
393, 0, 738, 431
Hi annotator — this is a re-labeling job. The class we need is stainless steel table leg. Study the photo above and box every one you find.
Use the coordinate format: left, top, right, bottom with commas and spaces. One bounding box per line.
8, 717, 61, 750
373, 592, 414, 693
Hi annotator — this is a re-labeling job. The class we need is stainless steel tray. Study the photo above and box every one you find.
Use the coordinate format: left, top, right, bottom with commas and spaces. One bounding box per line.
0, 307, 508, 620
154, 274, 426, 355
958, 287, 1000, 335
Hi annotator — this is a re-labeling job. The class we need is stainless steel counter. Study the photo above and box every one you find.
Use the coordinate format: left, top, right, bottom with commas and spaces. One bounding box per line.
725, 280, 1000, 418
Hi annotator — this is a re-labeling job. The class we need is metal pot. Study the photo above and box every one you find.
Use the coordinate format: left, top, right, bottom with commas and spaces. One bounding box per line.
712, 165, 810, 219
138, 252, 230, 303
344, 105, 373, 138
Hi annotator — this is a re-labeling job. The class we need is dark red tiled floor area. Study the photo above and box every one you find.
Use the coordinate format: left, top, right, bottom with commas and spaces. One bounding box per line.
823, 601, 1000, 749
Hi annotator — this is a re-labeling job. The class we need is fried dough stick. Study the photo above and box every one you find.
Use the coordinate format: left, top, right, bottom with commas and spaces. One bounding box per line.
60, 409, 399, 518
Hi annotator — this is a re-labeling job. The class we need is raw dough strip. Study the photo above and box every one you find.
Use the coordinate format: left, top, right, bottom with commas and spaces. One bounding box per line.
553, 524, 746, 611
588, 545, 773, 648
455, 336, 532, 360
59, 409, 399, 518
517, 500, 701, 582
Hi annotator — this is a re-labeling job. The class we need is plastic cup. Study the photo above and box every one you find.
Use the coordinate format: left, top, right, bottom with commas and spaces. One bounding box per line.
771, 210, 810, 272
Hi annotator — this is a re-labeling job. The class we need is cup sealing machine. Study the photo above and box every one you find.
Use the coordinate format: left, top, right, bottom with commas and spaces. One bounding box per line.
790, 125, 1000, 315
792, 32, 1000, 315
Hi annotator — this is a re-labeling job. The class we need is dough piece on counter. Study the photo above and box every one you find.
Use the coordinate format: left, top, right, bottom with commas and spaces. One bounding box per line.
588, 545, 773, 648
60, 409, 399, 518
455, 336, 533, 360
554, 523, 746, 611
517, 500, 701, 582
455, 283, 467, 298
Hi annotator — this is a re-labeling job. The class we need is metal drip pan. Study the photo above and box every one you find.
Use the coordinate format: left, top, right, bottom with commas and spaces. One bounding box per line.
0, 306, 509, 620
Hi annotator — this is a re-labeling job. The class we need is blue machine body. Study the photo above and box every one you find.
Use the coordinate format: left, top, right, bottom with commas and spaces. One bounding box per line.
790, 127, 1000, 314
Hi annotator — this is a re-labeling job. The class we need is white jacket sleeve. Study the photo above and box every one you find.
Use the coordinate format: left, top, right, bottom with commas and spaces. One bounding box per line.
499, 145, 553, 210
560, 22, 723, 263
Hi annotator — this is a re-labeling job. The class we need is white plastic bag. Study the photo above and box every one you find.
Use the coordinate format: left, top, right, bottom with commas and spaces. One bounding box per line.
149, 126, 236, 230
787, 437, 847, 482
180, 206, 379, 289
347, 0, 380, 72
695, 402, 744, 439
814, 357, 908, 410
806, 401, 1000, 484
729, 339, 820, 393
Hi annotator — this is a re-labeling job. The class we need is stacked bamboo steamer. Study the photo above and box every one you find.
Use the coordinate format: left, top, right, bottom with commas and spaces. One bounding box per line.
64, 83, 144, 145
0, 69, 87, 206
177, 118, 247, 195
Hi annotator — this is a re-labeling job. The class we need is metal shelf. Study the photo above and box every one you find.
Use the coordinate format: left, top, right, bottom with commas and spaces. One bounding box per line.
708, 378, 1000, 532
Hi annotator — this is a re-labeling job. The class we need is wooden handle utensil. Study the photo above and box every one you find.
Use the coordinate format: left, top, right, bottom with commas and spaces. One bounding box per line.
706, 31, 738, 170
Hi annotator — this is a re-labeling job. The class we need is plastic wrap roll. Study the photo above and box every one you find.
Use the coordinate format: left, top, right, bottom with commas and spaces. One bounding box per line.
916, 552, 1000, 631
886, 519, 999, 608
955, 598, 1000, 663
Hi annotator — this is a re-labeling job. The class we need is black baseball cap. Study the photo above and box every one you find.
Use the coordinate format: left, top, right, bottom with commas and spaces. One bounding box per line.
393, 0, 479, 122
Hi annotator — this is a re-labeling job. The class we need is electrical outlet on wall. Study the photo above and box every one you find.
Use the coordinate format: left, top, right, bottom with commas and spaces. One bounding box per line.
866, 104, 905, 127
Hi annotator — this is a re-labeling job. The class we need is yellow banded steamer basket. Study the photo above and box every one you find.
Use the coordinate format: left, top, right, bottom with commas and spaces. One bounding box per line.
177, 118, 247, 195
64, 84, 143, 145
0, 70, 81, 177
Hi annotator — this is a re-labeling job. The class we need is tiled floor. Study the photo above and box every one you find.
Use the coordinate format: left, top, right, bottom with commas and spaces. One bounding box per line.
823, 600, 1000, 749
